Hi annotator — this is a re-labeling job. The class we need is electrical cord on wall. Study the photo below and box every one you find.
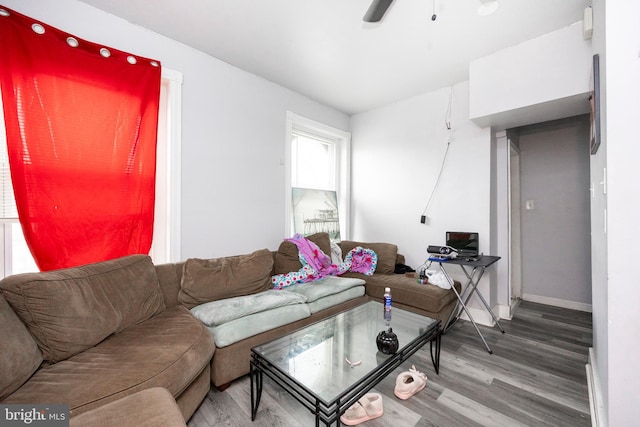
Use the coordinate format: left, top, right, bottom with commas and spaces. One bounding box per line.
420, 88, 453, 224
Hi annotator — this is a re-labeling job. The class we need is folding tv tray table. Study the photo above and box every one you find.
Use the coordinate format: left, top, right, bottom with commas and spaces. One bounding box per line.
429, 255, 505, 353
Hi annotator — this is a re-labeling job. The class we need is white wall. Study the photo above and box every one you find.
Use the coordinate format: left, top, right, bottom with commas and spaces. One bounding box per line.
589, 1, 640, 426
350, 81, 493, 314
469, 22, 592, 130
604, 14, 640, 422
2, 0, 350, 259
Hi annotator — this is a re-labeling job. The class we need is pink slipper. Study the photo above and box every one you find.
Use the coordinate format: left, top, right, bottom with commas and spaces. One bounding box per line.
394, 365, 427, 400
340, 392, 384, 425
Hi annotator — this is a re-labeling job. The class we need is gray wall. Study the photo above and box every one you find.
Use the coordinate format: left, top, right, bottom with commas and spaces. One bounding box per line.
517, 115, 592, 307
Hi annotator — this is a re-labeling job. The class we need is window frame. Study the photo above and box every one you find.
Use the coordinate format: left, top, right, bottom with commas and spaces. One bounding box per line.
149, 68, 182, 264
285, 111, 351, 240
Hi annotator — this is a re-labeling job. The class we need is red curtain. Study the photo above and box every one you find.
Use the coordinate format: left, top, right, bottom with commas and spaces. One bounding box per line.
0, 6, 162, 271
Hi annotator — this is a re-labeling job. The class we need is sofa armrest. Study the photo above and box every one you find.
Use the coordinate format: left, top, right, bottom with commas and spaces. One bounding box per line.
70, 387, 186, 427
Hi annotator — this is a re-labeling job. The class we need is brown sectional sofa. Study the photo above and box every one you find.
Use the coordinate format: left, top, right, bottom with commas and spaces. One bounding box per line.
0, 233, 458, 423
154, 245, 370, 389
0, 255, 215, 423
337, 239, 459, 322
160, 234, 460, 389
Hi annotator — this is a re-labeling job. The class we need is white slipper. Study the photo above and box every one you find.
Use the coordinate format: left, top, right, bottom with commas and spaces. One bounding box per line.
340, 392, 384, 426
394, 365, 427, 400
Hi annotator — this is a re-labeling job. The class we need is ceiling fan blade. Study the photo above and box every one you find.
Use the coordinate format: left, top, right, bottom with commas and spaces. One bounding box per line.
363, 0, 394, 23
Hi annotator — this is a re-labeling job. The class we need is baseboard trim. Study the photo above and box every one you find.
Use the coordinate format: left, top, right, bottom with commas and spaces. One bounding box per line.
498, 304, 511, 320
497, 298, 522, 320
458, 305, 497, 327
522, 293, 592, 312
586, 347, 606, 427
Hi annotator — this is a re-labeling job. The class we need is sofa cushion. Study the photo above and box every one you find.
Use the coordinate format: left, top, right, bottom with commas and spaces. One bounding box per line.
178, 249, 273, 309
190, 289, 307, 327
206, 304, 311, 348
284, 276, 366, 303
0, 255, 165, 363
0, 293, 43, 400
154, 261, 185, 309
339, 241, 398, 274
2, 306, 215, 417
355, 273, 458, 313
274, 232, 331, 274
305, 285, 365, 314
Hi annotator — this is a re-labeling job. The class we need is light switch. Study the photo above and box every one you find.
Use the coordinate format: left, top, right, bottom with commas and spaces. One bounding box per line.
525, 200, 535, 210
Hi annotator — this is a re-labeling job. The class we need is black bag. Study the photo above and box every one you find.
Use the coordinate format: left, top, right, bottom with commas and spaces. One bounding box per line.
394, 263, 415, 274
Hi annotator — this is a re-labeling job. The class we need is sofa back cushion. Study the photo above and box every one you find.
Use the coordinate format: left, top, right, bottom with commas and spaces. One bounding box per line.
178, 249, 273, 309
338, 241, 398, 275
274, 232, 331, 274
0, 293, 43, 400
154, 261, 185, 308
0, 255, 165, 363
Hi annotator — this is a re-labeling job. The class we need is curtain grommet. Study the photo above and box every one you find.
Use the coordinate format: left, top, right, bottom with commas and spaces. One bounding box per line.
31, 23, 45, 34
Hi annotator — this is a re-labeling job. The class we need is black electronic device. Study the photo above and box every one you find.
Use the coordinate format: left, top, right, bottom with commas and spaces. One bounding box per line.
427, 245, 458, 256
445, 231, 479, 257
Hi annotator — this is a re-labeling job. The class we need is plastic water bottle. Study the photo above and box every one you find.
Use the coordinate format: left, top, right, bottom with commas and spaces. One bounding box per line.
383, 287, 392, 321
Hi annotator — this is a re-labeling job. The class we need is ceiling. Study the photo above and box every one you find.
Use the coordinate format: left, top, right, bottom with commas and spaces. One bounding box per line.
79, 0, 590, 115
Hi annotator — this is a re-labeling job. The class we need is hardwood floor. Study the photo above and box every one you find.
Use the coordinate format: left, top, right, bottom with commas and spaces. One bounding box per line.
188, 301, 592, 426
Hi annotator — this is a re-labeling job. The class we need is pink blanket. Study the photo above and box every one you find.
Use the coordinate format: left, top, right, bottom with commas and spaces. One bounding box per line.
272, 234, 378, 289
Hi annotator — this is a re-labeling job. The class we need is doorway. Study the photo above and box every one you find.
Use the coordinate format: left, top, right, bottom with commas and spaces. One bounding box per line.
508, 115, 592, 311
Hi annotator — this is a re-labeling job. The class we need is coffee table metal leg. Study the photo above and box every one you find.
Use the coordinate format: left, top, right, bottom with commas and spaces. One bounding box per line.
430, 332, 441, 374
250, 361, 263, 421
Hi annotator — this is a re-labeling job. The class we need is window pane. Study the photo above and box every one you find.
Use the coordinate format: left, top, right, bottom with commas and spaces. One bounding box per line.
292, 133, 335, 190
0, 90, 18, 219
11, 223, 38, 274
291, 188, 340, 240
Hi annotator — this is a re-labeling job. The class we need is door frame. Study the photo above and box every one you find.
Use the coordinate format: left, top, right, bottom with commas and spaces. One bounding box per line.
508, 140, 523, 304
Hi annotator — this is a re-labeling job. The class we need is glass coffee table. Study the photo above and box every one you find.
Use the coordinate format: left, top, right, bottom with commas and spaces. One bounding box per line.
250, 301, 441, 426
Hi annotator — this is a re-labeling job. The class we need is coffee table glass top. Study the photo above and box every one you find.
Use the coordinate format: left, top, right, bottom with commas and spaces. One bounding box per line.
252, 301, 438, 403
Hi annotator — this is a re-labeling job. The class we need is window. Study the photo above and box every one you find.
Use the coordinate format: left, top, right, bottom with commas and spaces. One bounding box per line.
0, 69, 182, 276
0, 93, 35, 277
285, 112, 351, 240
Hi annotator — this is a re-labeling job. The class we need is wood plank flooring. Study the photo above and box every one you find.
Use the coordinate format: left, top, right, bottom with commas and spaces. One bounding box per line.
188, 301, 592, 426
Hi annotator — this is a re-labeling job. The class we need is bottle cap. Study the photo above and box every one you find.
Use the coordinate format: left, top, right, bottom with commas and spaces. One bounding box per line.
385, 287, 390, 292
